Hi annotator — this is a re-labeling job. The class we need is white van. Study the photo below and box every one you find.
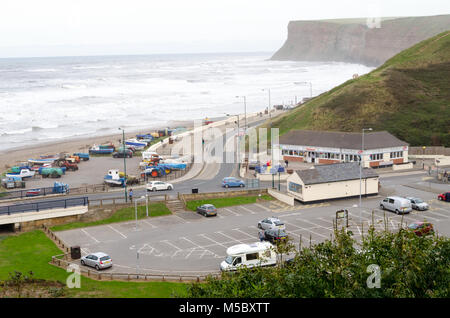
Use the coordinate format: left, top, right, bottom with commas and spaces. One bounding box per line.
220, 242, 277, 271
380, 196, 412, 214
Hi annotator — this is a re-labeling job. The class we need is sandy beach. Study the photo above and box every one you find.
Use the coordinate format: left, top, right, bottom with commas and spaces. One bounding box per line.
0, 119, 195, 170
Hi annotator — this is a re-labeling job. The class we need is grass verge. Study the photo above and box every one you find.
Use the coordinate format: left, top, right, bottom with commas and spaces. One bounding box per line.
0, 230, 187, 297
185, 194, 273, 211
50, 202, 171, 232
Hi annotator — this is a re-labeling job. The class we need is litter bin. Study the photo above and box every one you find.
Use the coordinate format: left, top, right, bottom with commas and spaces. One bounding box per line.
192, 188, 198, 194
71, 246, 81, 260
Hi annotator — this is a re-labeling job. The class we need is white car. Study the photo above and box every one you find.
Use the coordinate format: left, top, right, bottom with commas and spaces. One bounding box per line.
146, 181, 173, 192
406, 197, 429, 211
257, 217, 285, 231
80, 252, 112, 270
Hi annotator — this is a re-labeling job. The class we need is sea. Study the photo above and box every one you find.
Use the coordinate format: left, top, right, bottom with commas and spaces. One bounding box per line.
0, 52, 373, 152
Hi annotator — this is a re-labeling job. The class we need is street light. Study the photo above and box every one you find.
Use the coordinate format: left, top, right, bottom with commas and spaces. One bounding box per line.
262, 88, 275, 187
118, 127, 127, 202
360, 128, 373, 225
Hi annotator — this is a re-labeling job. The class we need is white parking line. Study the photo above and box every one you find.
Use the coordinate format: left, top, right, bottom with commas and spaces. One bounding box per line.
232, 228, 256, 239
411, 212, 440, 222
81, 229, 99, 243
298, 219, 333, 232
170, 214, 189, 223
239, 206, 257, 215
284, 221, 329, 239
222, 208, 241, 216
216, 231, 245, 244
254, 203, 271, 212
424, 209, 449, 219
199, 234, 229, 248
142, 220, 157, 229
107, 225, 127, 239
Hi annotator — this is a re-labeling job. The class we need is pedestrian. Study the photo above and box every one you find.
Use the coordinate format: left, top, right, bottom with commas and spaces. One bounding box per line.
129, 189, 133, 202
285, 159, 289, 167
258, 230, 265, 242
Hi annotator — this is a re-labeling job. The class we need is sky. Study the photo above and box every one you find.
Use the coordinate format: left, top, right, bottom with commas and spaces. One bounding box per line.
0, 0, 449, 58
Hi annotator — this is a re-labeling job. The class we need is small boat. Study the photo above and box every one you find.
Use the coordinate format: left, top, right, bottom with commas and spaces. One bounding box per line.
125, 139, 147, 150
89, 144, 115, 154
104, 169, 125, 186
25, 189, 41, 197
28, 158, 58, 165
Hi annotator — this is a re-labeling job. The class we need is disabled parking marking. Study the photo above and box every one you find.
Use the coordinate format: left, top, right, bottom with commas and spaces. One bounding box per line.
81, 229, 100, 243
161, 240, 182, 252
107, 225, 127, 239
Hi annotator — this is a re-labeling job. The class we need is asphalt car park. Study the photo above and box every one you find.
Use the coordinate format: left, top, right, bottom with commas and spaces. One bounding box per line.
57, 183, 450, 275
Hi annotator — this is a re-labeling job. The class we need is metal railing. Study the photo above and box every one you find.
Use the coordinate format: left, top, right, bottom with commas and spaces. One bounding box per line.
0, 186, 61, 201
51, 255, 220, 282
0, 197, 88, 216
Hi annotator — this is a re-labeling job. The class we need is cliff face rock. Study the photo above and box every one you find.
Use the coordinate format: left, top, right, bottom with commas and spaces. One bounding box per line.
271, 15, 450, 66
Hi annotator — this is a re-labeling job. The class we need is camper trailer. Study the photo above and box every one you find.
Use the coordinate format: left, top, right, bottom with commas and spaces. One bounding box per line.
220, 242, 277, 271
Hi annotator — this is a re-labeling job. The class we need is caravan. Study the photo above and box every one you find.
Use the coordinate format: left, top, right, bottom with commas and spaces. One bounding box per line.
220, 242, 277, 271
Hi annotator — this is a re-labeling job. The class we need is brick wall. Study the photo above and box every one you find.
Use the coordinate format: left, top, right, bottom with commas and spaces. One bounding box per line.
283, 155, 304, 162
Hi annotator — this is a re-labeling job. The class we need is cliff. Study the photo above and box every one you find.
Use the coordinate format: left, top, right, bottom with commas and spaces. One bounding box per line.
271, 15, 450, 66
267, 31, 450, 147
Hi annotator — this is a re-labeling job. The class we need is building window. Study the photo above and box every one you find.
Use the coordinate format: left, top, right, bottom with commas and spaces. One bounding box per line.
370, 153, 383, 161
390, 151, 403, 159
289, 182, 302, 194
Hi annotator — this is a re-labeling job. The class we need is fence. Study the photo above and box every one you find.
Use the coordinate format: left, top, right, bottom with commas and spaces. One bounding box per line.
0, 197, 88, 216
51, 256, 220, 282
87, 193, 171, 208
409, 146, 450, 156
0, 186, 57, 201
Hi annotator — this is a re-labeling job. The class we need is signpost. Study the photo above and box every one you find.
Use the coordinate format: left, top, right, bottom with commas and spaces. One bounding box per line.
335, 209, 349, 230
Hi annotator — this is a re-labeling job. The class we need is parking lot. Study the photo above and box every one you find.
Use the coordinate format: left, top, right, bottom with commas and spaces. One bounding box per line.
57, 183, 450, 275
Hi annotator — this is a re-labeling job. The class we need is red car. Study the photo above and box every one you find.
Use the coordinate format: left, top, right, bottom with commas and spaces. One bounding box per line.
437, 192, 450, 202
408, 221, 434, 236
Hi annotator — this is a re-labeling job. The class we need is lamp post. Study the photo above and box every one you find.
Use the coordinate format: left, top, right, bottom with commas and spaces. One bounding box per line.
225, 113, 241, 169
119, 127, 127, 202
360, 128, 372, 225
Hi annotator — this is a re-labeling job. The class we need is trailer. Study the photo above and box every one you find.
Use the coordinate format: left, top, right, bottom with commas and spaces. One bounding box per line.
73, 153, 90, 161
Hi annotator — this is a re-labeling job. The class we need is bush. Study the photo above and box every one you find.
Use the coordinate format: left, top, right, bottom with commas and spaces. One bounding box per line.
187, 227, 450, 298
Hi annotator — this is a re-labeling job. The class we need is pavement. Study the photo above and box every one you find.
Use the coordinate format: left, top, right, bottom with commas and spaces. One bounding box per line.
56, 171, 450, 275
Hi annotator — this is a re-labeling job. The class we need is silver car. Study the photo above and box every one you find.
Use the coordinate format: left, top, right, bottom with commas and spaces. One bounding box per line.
258, 217, 286, 231
406, 197, 429, 211
81, 252, 112, 270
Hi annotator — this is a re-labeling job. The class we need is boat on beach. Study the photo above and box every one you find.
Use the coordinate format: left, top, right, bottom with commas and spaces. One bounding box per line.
125, 139, 147, 150
28, 158, 58, 165
104, 169, 125, 186
89, 144, 115, 154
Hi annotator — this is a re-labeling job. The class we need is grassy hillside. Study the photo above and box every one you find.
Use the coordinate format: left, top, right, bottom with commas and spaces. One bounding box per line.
268, 31, 450, 147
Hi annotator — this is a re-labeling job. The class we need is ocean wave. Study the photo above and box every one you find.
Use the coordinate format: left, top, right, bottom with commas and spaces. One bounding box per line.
27, 68, 58, 72
61, 84, 88, 89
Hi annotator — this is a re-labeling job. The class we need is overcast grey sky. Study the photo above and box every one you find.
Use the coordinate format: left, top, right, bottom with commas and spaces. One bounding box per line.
0, 0, 449, 58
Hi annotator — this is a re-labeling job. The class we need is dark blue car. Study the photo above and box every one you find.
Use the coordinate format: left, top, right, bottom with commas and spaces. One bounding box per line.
222, 177, 245, 188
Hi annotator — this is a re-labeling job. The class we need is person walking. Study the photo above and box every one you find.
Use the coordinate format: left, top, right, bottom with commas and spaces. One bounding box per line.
285, 159, 289, 168
258, 230, 265, 242
129, 189, 133, 202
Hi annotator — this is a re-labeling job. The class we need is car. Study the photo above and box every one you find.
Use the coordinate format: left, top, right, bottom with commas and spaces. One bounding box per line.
437, 192, 450, 202
379, 196, 412, 214
80, 252, 112, 270
263, 229, 288, 243
408, 221, 434, 236
196, 204, 217, 217
222, 177, 245, 188
112, 149, 133, 158
258, 217, 286, 231
146, 181, 173, 192
406, 197, 429, 211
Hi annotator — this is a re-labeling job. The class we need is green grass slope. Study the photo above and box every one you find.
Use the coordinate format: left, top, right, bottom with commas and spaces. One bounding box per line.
269, 31, 450, 146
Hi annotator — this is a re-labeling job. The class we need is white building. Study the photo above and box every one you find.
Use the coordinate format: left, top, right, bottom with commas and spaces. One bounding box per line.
287, 162, 379, 203
279, 130, 409, 168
